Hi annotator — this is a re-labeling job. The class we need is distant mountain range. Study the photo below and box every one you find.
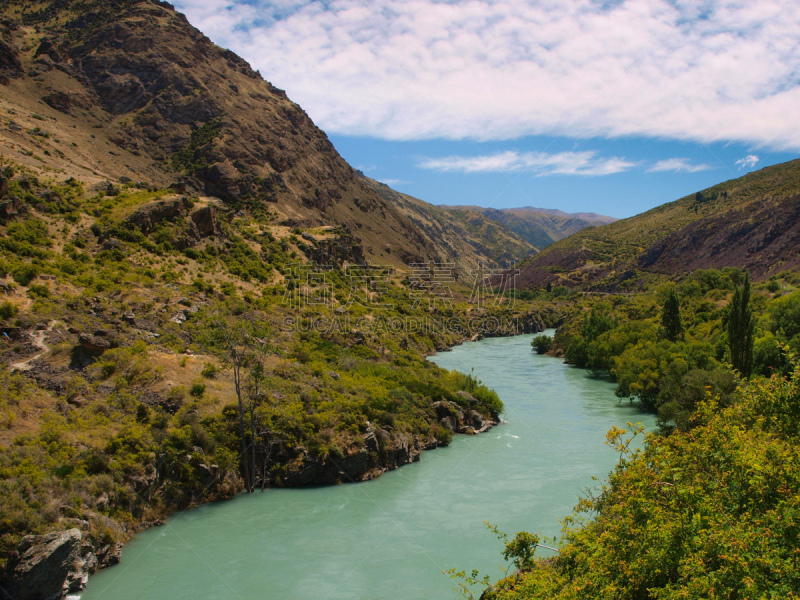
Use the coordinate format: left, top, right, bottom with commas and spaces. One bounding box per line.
362, 180, 540, 271
440, 205, 617, 250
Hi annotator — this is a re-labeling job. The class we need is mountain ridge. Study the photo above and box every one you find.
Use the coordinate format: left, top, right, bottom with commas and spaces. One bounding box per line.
0, 0, 619, 273
515, 159, 800, 289
440, 204, 617, 251
0, 0, 527, 271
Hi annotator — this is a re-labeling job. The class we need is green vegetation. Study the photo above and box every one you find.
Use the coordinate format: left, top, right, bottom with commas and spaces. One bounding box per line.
530, 334, 552, 355
4, 145, 800, 598
658, 289, 683, 342
170, 118, 223, 175
0, 301, 16, 322
482, 361, 800, 600
0, 160, 514, 569
547, 269, 800, 432
728, 272, 755, 378
474, 267, 800, 599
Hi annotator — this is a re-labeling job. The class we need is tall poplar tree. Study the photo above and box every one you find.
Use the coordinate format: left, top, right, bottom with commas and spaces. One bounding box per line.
659, 290, 684, 342
727, 272, 754, 378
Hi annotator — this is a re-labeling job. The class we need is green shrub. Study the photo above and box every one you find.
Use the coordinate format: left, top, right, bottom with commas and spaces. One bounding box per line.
435, 425, 452, 445
201, 363, 218, 379
531, 334, 553, 354
189, 381, 206, 398
12, 264, 37, 286
167, 386, 187, 404
27, 284, 49, 298
0, 301, 17, 321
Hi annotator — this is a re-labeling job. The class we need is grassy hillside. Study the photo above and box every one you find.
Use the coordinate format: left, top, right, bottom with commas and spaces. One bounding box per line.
0, 158, 553, 593
517, 160, 800, 289
0, 3, 557, 594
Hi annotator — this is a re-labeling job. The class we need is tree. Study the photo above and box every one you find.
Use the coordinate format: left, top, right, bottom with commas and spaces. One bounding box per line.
243, 359, 277, 491
206, 317, 270, 492
566, 307, 617, 368
659, 290, 684, 342
531, 334, 553, 354
727, 271, 754, 378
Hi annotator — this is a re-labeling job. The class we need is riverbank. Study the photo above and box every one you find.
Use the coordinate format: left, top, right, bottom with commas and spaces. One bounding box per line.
0, 338, 507, 600
1, 307, 554, 599
78, 334, 656, 600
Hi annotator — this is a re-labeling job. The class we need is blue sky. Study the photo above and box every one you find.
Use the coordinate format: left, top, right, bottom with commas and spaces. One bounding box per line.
329, 135, 795, 218
174, 0, 800, 219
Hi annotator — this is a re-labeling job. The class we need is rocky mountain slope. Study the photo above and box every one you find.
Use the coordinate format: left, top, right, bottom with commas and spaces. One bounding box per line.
516, 159, 800, 290
362, 178, 538, 273
0, 0, 537, 271
441, 205, 616, 250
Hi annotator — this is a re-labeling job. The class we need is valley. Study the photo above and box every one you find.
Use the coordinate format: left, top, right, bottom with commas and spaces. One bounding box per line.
0, 1, 799, 600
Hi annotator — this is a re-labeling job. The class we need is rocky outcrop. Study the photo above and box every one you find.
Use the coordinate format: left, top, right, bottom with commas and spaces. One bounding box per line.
0, 196, 25, 221
0, 168, 25, 220
180, 205, 218, 248
190, 205, 215, 237
71, 331, 116, 367
280, 427, 428, 487
3, 529, 81, 600
2, 527, 126, 600
518, 312, 546, 334
305, 234, 366, 268
78, 333, 110, 355
139, 390, 182, 413
0, 30, 22, 84
42, 91, 92, 114
125, 196, 192, 235
280, 405, 498, 487
434, 397, 497, 435
0, 170, 9, 199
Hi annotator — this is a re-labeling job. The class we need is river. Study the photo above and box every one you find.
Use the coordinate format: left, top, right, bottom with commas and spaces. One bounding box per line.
79, 332, 656, 600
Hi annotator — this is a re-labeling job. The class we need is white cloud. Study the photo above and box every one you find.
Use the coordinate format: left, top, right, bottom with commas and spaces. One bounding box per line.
378, 178, 410, 185
647, 158, 714, 173
174, 0, 800, 149
419, 150, 636, 176
735, 154, 760, 169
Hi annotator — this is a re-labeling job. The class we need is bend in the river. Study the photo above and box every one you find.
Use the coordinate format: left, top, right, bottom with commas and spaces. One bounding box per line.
80, 332, 656, 600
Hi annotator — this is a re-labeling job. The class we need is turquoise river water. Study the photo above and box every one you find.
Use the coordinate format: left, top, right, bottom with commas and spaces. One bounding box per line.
79, 332, 656, 600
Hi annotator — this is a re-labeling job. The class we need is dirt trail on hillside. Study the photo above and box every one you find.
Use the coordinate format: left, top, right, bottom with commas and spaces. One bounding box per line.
10, 321, 57, 371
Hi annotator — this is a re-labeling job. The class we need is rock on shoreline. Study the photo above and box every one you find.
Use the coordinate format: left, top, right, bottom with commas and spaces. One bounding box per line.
279, 392, 499, 487
3, 528, 122, 600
